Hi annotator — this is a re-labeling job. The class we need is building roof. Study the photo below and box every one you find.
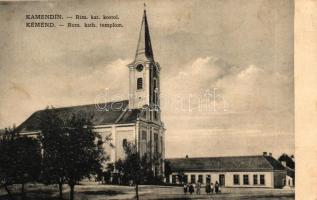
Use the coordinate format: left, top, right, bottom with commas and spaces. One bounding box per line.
16, 100, 141, 132
166, 155, 286, 172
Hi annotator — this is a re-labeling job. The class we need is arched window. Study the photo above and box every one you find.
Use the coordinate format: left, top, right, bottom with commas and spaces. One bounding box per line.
137, 78, 143, 90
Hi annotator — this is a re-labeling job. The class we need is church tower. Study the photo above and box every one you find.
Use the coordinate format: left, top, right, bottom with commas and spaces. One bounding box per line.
128, 8, 165, 177
128, 9, 161, 117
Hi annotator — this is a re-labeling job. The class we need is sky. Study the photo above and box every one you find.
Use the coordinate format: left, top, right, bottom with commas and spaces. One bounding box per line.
0, 0, 294, 158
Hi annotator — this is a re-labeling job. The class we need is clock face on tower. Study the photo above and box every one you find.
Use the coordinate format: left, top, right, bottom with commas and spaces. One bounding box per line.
136, 64, 144, 72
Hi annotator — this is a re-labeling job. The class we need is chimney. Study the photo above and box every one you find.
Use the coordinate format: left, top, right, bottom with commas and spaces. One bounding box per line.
185, 155, 189, 159
263, 152, 267, 156
269, 152, 272, 157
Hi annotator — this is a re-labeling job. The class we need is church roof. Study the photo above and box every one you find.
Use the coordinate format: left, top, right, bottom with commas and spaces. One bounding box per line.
166, 155, 286, 172
135, 9, 154, 62
16, 100, 141, 132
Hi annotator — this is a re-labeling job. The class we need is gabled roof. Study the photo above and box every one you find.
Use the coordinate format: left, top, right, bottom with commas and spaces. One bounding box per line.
166, 155, 285, 172
16, 100, 141, 132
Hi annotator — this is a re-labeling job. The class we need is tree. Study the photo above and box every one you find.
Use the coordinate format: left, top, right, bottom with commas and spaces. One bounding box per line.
164, 160, 172, 183
40, 109, 108, 200
0, 128, 16, 200
103, 163, 115, 184
0, 128, 41, 200
151, 152, 163, 183
40, 108, 67, 199
62, 114, 106, 200
40, 109, 111, 200
278, 153, 295, 185
119, 142, 141, 200
15, 137, 42, 199
115, 141, 162, 200
278, 153, 295, 169
113, 159, 125, 184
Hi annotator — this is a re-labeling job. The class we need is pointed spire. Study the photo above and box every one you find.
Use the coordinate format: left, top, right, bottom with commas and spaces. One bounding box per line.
135, 8, 154, 61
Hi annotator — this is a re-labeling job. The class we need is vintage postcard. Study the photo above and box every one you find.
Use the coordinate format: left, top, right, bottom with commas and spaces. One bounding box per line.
1, 0, 312, 199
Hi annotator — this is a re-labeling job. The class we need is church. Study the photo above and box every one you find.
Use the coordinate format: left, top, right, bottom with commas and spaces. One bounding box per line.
16, 9, 165, 176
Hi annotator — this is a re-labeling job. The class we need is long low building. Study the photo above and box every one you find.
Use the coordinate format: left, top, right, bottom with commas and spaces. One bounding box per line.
166, 153, 287, 188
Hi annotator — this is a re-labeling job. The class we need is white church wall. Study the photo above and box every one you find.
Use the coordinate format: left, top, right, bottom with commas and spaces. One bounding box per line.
115, 125, 135, 161
93, 127, 113, 164
94, 124, 136, 163
139, 124, 148, 156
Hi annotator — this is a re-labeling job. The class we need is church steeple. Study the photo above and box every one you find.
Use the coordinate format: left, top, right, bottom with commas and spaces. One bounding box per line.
135, 9, 154, 62
129, 8, 160, 111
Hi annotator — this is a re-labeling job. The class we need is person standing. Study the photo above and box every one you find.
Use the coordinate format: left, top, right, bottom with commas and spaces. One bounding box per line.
196, 181, 201, 195
189, 183, 194, 195
183, 184, 188, 194
215, 181, 219, 193
205, 182, 211, 194
210, 182, 214, 194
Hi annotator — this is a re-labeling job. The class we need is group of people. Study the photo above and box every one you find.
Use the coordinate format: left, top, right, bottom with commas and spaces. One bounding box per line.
183, 181, 221, 195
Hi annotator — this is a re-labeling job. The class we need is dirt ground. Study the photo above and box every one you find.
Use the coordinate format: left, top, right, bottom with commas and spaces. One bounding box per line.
0, 184, 295, 200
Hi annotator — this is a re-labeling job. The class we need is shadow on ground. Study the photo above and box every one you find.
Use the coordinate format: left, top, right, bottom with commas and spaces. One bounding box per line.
81, 190, 124, 196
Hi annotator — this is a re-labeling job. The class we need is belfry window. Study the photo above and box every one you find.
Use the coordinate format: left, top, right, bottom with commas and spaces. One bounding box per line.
137, 78, 143, 90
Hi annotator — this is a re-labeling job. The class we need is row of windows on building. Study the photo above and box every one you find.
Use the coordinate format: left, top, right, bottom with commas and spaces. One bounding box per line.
171, 174, 265, 186
171, 174, 213, 185
233, 174, 265, 185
